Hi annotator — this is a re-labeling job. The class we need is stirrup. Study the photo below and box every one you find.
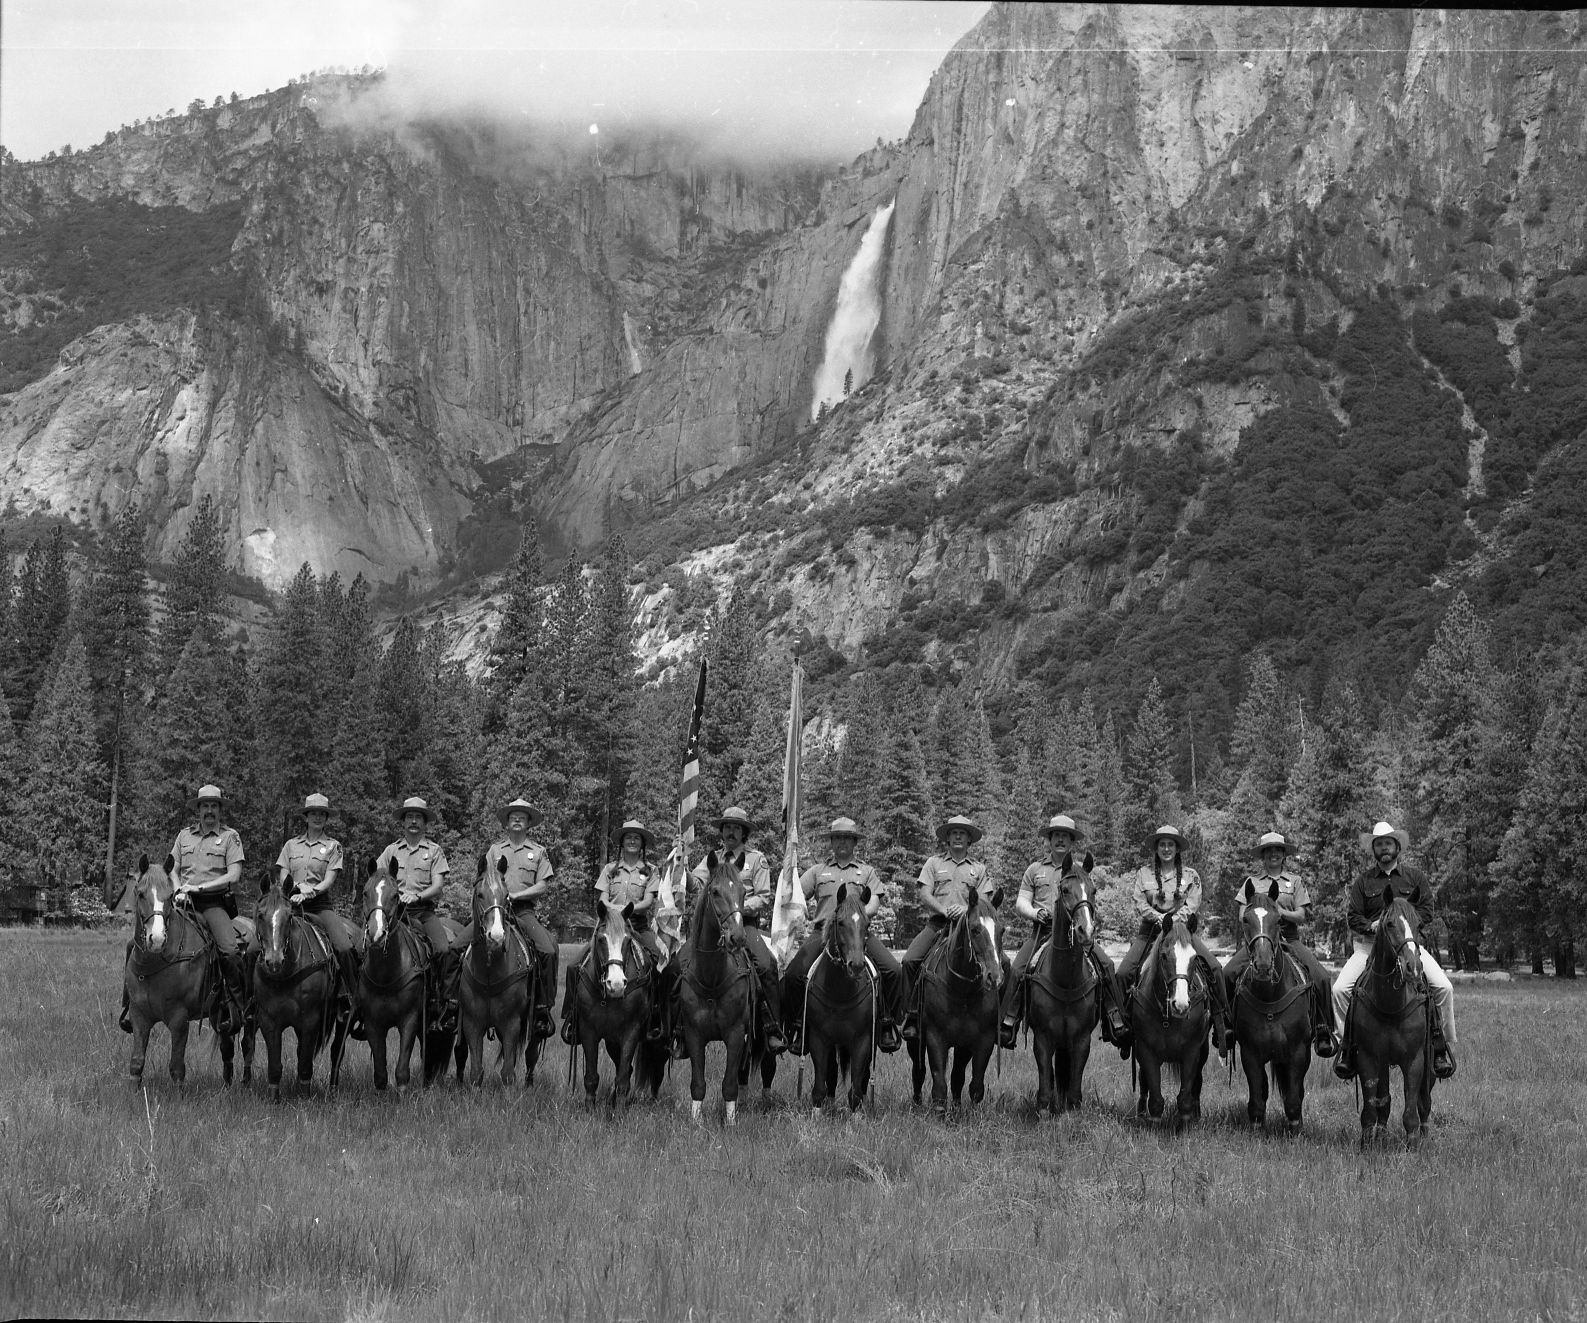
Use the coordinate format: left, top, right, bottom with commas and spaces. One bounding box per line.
1433, 1043, 1456, 1080
1313, 1026, 1338, 1059
559, 1015, 578, 1046
877, 1022, 902, 1053
997, 1019, 1019, 1050
1333, 1051, 1356, 1081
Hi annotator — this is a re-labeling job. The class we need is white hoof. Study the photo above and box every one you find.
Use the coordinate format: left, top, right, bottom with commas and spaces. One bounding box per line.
724, 1101, 737, 1126
811, 1106, 822, 1120
690, 1100, 704, 1123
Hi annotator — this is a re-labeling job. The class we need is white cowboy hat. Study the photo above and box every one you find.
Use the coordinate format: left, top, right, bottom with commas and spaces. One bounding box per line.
1360, 821, 1411, 853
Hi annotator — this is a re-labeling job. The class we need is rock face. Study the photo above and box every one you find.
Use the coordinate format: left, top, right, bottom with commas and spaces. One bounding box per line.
2, 4, 1585, 633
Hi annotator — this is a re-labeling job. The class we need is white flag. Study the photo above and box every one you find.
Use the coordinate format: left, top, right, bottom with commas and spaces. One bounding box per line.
768, 665, 806, 969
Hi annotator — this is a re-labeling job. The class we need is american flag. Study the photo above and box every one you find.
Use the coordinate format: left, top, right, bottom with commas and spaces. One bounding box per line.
655, 657, 708, 960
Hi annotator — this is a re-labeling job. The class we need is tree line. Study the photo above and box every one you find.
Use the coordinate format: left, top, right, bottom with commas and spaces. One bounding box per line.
0, 511, 1578, 973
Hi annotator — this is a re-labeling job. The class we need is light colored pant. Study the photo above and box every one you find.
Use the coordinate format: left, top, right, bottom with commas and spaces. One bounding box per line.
1332, 938, 1456, 1043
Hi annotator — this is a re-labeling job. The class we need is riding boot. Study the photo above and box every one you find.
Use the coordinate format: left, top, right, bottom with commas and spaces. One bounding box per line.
219, 953, 247, 1036
901, 968, 920, 1043
1204, 962, 1232, 1057
1333, 1001, 1356, 1080
760, 994, 788, 1056
533, 950, 558, 1042
1311, 987, 1338, 1058
559, 968, 580, 1045
1431, 1028, 1457, 1080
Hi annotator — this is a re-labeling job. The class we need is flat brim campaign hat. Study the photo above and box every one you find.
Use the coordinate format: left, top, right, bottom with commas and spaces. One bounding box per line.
194, 783, 224, 807
827, 817, 862, 839
715, 806, 755, 833
396, 796, 437, 824
1147, 824, 1188, 853
498, 797, 544, 829
1253, 831, 1291, 855
1360, 821, 1411, 854
302, 793, 330, 815
612, 819, 657, 853
1042, 814, 1085, 842
935, 814, 984, 845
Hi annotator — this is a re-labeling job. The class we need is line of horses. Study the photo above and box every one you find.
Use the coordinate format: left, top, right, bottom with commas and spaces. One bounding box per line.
119, 850, 1443, 1144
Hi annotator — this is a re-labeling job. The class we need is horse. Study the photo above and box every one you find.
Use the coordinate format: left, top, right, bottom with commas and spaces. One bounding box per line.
572, 898, 667, 1107
1228, 879, 1313, 1134
1024, 853, 1099, 1115
456, 856, 534, 1088
1348, 888, 1435, 1146
908, 888, 1005, 1116
1127, 914, 1212, 1130
242, 876, 347, 1100
357, 856, 435, 1092
800, 882, 878, 1113
122, 854, 238, 1087
675, 852, 757, 1125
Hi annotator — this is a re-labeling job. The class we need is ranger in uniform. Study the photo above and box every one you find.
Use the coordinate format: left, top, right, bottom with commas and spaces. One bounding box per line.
562, 819, 667, 1045
170, 783, 248, 1034
782, 817, 904, 1055
375, 797, 462, 1033
1220, 831, 1337, 1058
997, 814, 1132, 1053
272, 793, 361, 1012
900, 814, 1000, 1043
457, 797, 559, 1044
687, 806, 787, 1056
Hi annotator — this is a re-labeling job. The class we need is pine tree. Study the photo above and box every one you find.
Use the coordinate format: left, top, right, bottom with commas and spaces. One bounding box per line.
0, 686, 26, 862
1229, 652, 1297, 806
146, 633, 233, 848
832, 672, 888, 833
222, 646, 270, 908
488, 517, 544, 705
326, 641, 389, 885
159, 495, 226, 674
590, 535, 638, 856
0, 528, 13, 717
1094, 709, 1129, 867
9, 528, 72, 723
869, 727, 934, 945
257, 562, 325, 827
1123, 676, 1179, 847
996, 741, 1045, 943
700, 592, 767, 817
18, 637, 105, 915
380, 617, 429, 798
731, 692, 794, 859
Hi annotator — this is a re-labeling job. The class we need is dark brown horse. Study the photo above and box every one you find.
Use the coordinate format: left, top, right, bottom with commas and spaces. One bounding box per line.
456, 857, 535, 1088
572, 899, 667, 1107
1127, 914, 1211, 1130
908, 888, 1004, 1116
357, 856, 431, 1092
122, 855, 238, 1087
675, 852, 756, 1125
1349, 889, 1435, 1146
242, 877, 347, 1100
1228, 879, 1313, 1134
799, 883, 878, 1113
1025, 853, 1099, 1115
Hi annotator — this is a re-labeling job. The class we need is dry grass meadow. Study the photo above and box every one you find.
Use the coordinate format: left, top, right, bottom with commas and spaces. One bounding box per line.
2, 926, 1584, 1323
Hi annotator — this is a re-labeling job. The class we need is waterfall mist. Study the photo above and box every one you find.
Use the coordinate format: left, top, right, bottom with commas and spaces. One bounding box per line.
810, 200, 895, 420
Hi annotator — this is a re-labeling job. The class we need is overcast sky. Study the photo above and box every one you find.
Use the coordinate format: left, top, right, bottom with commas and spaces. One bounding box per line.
0, 0, 992, 163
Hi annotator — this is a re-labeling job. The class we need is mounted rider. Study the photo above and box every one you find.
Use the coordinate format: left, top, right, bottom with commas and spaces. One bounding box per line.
170, 783, 248, 1034
782, 817, 905, 1056
455, 797, 559, 1045
1116, 824, 1233, 1056
997, 814, 1132, 1055
1331, 821, 1458, 1080
271, 792, 361, 1019
686, 806, 788, 1056
374, 796, 463, 1034
900, 814, 1000, 1044
562, 819, 668, 1045
1220, 831, 1338, 1057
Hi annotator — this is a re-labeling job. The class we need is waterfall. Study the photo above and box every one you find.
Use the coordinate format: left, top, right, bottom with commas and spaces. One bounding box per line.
622, 313, 644, 375
810, 200, 895, 420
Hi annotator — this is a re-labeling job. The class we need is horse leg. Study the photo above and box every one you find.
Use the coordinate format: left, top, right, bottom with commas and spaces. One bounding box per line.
849, 1039, 872, 1113
687, 1022, 709, 1123
463, 1009, 486, 1089
1402, 1059, 1424, 1147
241, 1013, 256, 1085
908, 1036, 926, 1106
950, 1045, 969, 1108
129, 1008, 152, 1087
369, 1020, 390, 1091
1066, 1013, 1093, 1111
1139, 1054, 1163, 1120
298, 1017, 320, 1093
221, 1023, 236, 1086
760, 1044, 777, 1102
1358, 1053, 1385, 1145
722, 1024, 746, 1126
263, 1017, 285, 1102
1033, 1024, 1055, 1116
612, 1029, 637, 1109
1241, 1043, 1266, 1129
926, 1032, 950, 1117
328, 1005, 349, 1094
809, 1032, 829, 1111
394, 1009, 419, 1094
499, 1004, 524, 1089
967, 1041, 992, 1108
168, 1013, 191, 1087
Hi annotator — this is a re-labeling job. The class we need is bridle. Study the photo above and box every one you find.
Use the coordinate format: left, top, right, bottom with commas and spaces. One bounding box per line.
1377, 906, 1427, 992
691, 878, 744, 956
822, 895, 869, 976
1054, 877, 1094, 951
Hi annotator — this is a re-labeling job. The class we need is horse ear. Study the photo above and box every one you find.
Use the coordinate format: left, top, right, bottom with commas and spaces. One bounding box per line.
861, 884, 872, 906
706, 850, 719, 871
835, 882, 848, 905
477, 854, 488, 878
622, 902, 635, 921
1186, 911, 1199, 934
1383, 882, 1395, 903
260, 874, 273, 894
497, 856, 508, 876
596, 899, 609, 919
1060, 850, 1073, 872
1267, 880, 1280, 901
991, 887, 1004, 910
1083, 851, 1094, 873
1240, 879, 1255, 903
387, 855, 399, 877
163, 854, 175, 875
367, 856, 379, 877
138, 853, 150, 874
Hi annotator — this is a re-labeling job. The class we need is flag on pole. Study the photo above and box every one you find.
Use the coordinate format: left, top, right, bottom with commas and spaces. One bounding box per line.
656, 657, 708, 960
768, 664, 806, 969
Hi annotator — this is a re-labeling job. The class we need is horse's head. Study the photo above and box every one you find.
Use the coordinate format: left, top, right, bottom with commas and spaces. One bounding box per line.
695, 851, 745, 952
1159, 912, 1201, 1017
363, 855, 400, 946
474, 855, 511, 951
595, 899, 636, 997
959, 888, 1005, 990
133, 854, 177, 952
1239, 878, 1284, 979
825, 882, 871, 975
1375, 887, 1425, 988
256, 875, 296, 975
1056, 852, 1095, 948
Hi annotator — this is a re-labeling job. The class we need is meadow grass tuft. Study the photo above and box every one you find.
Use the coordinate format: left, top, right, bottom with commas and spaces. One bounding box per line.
2, 929, 1583, 1321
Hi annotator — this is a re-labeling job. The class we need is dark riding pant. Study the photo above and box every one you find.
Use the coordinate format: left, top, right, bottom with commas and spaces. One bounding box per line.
745, 928, 784, 1026
784, 929, 903, 1029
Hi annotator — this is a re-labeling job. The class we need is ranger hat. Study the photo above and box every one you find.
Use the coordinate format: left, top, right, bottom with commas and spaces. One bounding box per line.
302, 793, 331, 814
1254, 831, 1291, 855
827, 817, 862, 840
1147, 824, 1188, 853
1360, 821, 1411, 854
612, 819, 658, 853
1042, 814, 1085, 842
935, 814, 984, 845
498, 797, 544, 829
714, 806, 755, 833
195, 784, 224, 806
397, 796, 437, 825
